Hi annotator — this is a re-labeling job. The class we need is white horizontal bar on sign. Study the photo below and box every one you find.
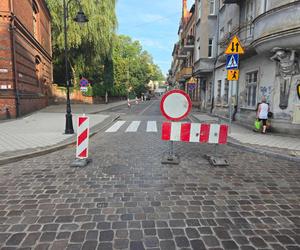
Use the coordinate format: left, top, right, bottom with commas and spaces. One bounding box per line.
126, 121, 141, 132
208, 124, 220, 143
146, 121, 157, 132
105, 121, 126, 133
170, 122, 181, 141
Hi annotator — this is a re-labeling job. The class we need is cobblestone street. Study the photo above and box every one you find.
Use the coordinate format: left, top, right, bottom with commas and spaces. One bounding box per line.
0, 102, 299, 250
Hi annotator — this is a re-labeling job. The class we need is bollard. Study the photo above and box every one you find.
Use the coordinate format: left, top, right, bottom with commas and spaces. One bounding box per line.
71, 115, 91, 167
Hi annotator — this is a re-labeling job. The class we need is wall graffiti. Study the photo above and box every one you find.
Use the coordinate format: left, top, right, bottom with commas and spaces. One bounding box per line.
259, 86, 273, 103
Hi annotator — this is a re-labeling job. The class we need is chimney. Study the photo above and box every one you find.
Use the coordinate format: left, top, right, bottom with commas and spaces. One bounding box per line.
182, 0, 188, 19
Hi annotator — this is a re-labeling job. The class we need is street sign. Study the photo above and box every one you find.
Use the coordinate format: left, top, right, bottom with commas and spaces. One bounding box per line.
188, 83, 196, 91
225, 35, 245, 54
160, 89, 192, 121
80, 77, 89, 87
227, 69, 239, 81
297, 83, 300, 99
80, 86, 88, 92
226, 54, 239, 69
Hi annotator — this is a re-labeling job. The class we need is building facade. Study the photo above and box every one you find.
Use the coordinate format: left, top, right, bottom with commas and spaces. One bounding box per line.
0, 0, 52, 119
169, 0, 300, 135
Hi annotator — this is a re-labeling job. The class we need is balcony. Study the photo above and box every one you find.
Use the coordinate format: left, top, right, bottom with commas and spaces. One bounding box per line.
176, 67, 193, 82
193, 58, 214, 75
182, 36, 195, 52
252, 2, 300, 53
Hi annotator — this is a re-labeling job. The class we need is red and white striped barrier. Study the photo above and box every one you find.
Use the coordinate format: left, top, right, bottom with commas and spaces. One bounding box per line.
76, 116, 89, 159
162, 122, 228, 144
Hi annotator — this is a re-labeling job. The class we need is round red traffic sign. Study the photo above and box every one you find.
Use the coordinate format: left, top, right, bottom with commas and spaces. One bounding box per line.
160, 89, 192, 121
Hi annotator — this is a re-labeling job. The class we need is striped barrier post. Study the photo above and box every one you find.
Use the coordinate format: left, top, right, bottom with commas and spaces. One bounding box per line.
162, 122, 229, 166
71, 116, 90, 167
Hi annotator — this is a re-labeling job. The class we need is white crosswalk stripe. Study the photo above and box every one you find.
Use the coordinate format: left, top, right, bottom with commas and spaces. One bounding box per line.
126, 121, 141, 132
146, 121, 158, 132
105, 121, 158, 133
105, 121, 126, 132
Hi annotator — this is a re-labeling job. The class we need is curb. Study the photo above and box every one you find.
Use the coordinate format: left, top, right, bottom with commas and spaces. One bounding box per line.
190, 113, 300, 163
89, 101, 127, 114
0, 114, 120, 166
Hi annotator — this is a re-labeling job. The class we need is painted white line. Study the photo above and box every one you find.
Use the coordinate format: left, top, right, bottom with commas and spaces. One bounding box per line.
139, 100, 158, 115
146, 121, 157, 132
126, 121, 141, 132
105, 121, 126, 133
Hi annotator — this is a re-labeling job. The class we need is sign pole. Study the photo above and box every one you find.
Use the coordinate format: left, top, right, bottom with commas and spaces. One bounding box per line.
229, 80, 233, 133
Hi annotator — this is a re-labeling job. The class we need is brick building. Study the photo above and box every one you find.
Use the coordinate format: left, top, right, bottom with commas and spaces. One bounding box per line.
0, 0, 52, 119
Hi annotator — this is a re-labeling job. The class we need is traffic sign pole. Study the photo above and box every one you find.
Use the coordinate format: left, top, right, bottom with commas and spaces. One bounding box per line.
160, 90, 192, 165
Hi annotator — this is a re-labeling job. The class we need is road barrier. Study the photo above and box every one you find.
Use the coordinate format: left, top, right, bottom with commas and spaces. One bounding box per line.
162, 122, 228, 144
161, 121, 229, 166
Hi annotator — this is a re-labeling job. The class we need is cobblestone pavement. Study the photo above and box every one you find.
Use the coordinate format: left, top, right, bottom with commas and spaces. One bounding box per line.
0, 102, 299, 250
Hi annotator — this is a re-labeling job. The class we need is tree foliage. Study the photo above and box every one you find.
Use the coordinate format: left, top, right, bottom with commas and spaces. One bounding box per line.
46, 0, 117, 85
46, 0, 165, 97
112, 35, 165, 97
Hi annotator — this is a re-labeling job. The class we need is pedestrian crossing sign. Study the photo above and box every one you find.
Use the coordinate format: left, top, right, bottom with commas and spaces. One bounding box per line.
227, 69, 239, 81
226, 54, 239, 69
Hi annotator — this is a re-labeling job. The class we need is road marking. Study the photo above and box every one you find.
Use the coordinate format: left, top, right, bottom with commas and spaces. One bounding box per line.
146, 121, 157, 132
139, 100, 158, 115
105, 121, 126, 132
126, 121, 141, 132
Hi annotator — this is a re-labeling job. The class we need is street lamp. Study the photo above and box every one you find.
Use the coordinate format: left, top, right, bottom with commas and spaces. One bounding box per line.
63, 0, 88, 134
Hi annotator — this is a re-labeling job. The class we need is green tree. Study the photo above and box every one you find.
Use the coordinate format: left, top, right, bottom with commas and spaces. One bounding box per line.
46, 0, 117, 88
112, 35, 165, 97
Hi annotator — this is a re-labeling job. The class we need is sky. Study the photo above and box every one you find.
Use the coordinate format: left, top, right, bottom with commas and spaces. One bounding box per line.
116, 0, 193, 76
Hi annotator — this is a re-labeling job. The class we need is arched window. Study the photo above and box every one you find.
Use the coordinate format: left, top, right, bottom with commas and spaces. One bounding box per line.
32, 0, 39, 39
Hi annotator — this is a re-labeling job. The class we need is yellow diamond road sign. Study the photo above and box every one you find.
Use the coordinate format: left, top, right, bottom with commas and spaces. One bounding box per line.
227, 70, 239, 81
225, 35, 245, 55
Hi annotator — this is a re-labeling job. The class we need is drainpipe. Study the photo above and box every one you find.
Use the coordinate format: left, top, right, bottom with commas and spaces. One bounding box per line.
210, 4, 220, 114
9, 0, 20, 117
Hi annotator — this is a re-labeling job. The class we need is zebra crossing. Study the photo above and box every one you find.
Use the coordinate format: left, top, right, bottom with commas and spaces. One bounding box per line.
105, 120, 159, 133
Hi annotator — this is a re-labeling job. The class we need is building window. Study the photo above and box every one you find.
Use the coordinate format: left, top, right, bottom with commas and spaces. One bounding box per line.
209, 0, 215, 15
35, 56, 42, 86
227, 19, 232, 33
246, 0, 255, 37
220, 27, 224, 40
32, 0, 39, 39
217, 80, 221, 103
224, 79, 229, 104
246, 71, 258, 107
208, 38, 213, 58
198, 0, 202, 19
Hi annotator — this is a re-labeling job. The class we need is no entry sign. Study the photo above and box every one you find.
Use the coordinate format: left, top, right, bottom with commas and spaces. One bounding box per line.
160, 89, 192, 121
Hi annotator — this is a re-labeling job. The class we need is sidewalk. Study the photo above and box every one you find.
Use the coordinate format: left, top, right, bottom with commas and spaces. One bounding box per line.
0, 101, 126, 164
191, 111, 300, 162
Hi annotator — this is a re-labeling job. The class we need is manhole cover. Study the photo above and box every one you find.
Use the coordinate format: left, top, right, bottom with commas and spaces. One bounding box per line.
103, 164, 130, 175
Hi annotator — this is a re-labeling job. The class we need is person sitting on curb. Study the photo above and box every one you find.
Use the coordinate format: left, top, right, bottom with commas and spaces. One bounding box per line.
256, 96, 270, 134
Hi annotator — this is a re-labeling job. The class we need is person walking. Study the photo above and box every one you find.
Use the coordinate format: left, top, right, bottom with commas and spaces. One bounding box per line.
257, 96, 269, 134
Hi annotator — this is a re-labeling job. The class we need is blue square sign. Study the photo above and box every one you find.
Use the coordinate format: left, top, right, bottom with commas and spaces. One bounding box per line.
226, 54, 239, 70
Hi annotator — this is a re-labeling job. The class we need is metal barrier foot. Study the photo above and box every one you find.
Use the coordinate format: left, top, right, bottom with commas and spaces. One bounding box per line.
204, 154, 229, 167
71, 158, 92, 168
161, 154, 180, 165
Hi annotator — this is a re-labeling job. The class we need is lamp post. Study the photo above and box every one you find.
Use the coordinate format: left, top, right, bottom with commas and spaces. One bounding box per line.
63, 0, 88, 134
